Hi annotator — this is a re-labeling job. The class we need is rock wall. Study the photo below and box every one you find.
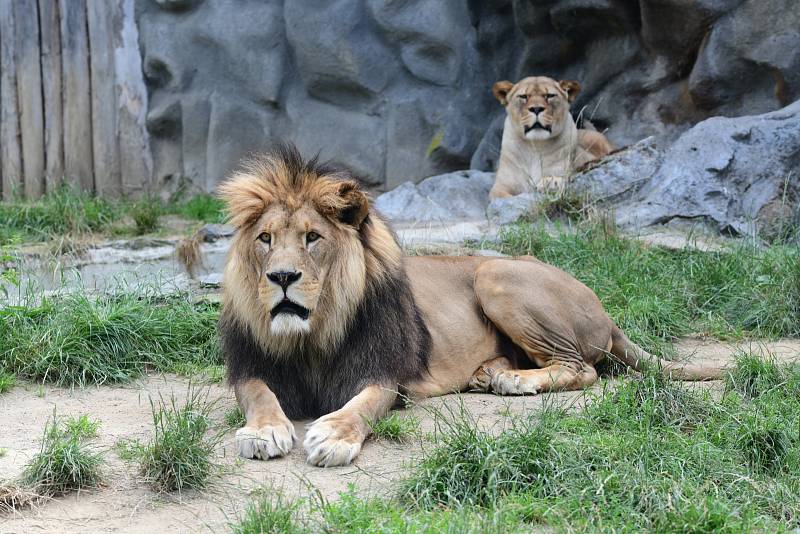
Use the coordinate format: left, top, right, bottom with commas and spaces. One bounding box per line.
136, 0, 800, 194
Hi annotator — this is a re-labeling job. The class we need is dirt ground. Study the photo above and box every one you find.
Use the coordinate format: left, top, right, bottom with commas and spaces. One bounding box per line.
1, 338, 798, 533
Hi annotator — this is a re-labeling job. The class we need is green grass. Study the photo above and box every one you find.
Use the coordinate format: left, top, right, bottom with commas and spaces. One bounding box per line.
224, 405, 246, 429
0, 290, 220, 386
227, 354, 800, 532
0, 187, 226, 245
231, 491, 304, 534
137, 389, 222, 492
496, 222, 800, 354
393, 361, 800, 532
0, 370, 15, 393
20, 411, 104, 496
369, 412, 419, 442
63, 415, 100, 439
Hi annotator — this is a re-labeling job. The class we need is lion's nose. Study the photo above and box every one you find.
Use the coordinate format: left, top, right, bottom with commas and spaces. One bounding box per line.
529, 106, 545, 115
267, 270, 302, 291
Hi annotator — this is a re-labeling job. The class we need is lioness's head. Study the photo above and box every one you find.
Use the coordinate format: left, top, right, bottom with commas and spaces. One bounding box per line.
492, 76, 580, 141
219, 145, 401, 352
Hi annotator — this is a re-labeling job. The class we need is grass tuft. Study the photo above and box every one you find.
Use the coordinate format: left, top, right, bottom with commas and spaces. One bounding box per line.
231, 491, 303, 534
369, 412, 419, 442
21, 411, 104, 496
0, 290, 220, 386
0, 370, 15, 394
129, 198, 161, 235
224, 405, 246, 429
137, 389, 221, 493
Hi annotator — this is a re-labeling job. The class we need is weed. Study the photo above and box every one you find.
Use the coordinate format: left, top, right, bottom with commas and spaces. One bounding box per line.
0, 290, 220, 386
114, 438, 145, 462
138, 389, 221, 492
63, 415, 100, 439
21, 411, 104, 496
129, 198, 161, 235
231, 491, 304, 534
725, 350, 800, 399
171, 194, 226, 224
224, 405, 246, 429
369, 412, 419, 442
0, 370, 15, 394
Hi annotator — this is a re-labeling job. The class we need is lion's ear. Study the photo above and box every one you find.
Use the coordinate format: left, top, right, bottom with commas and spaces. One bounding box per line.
559, 80, 581, 103
492, 80, 514, 106
335, 181, 370, 228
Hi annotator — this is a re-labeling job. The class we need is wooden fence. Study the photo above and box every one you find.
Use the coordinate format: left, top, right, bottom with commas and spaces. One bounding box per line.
0, 0, 151, 200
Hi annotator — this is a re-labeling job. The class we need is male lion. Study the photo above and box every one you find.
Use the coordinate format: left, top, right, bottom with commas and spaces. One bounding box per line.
219, 145, 719, 468
489, 76, 613, 198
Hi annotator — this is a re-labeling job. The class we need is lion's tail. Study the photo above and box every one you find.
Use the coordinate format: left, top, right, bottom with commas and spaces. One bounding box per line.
609, 325, 725, 381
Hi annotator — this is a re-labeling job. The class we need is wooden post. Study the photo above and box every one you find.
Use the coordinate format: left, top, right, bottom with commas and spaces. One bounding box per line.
14, 0, 46, 198
39, 0, 64, 193
0, 0, 22, 200
59, 0, 93, 193
87, 0, 121, 197
115, 0, 152, 196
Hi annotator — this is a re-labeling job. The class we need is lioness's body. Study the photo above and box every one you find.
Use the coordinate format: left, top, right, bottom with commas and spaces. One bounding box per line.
490, 76, 613, 198
219, 146, 720, 468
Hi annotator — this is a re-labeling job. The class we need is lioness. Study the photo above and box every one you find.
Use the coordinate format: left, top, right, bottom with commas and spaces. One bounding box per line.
219, 146, 719, 468
489, 76, 613, 198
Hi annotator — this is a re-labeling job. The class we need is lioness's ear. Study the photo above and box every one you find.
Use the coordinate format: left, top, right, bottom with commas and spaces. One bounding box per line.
559, 80, 581, 103
492, 80, 514, 106
335, 181, 370, 228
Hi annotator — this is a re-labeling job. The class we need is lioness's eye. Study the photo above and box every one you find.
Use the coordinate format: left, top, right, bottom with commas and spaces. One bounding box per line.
306, 231, 321, 244
517, 94, 527, 100
546, 93, 556, 99
257, 232, 271, 244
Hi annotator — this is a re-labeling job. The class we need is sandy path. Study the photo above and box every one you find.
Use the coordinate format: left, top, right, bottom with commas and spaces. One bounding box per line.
1, 338, 798, 533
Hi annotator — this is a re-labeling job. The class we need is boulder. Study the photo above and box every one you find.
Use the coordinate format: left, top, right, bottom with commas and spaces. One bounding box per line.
374, 170, 493, 224
487, 193, 540, 226
577, 101, 800, 237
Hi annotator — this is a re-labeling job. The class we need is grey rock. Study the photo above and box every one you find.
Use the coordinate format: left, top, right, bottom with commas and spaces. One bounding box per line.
611, 101, 800, 236
487, 193, 541, 226
689, 0, 800, 113
572, 137, 663, 201
374, 170, 494, 224
134, 0, 800, 199
198, 272, 223, 288
197, 223, 235, 242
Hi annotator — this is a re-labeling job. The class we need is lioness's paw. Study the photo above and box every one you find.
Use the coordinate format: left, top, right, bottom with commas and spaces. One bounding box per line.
303, 418, 362, 467
236, 421, 296, 460
490, 370, 540, 396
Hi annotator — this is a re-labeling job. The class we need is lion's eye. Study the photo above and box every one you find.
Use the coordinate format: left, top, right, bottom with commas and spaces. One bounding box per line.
258, 232, 271, 244
517, 94, 527, 100
306, 231, 321, 244
546, 93, 556, 99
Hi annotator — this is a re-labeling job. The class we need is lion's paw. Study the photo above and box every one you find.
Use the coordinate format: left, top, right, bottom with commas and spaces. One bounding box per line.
468, 365, 493, 392
303, 418, 362, 468
490, 370, 540, 396
236, 421, 296, 460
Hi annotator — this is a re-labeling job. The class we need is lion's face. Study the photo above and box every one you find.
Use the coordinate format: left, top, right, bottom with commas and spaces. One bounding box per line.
220, 147, 402, 351
246, 203, 347, 336
492, 77, 580, 141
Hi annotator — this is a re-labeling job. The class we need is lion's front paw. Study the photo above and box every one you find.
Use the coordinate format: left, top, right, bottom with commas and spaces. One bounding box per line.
303, 417, 363, 468
236, 421, 296, 460
490, 370, 540, 396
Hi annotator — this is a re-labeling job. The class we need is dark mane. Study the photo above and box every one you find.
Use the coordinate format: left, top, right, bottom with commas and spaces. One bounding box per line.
220, 263, 431, 419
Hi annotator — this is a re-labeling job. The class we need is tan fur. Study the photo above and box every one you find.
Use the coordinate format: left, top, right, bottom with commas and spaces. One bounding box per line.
222, 153, 721, 467
220, 153, 400, 358
489, 76, 613, 199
